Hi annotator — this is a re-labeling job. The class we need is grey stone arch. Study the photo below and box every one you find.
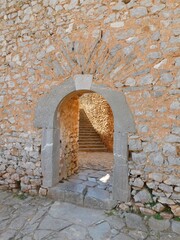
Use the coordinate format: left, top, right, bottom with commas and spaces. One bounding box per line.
34, 75, 136, 202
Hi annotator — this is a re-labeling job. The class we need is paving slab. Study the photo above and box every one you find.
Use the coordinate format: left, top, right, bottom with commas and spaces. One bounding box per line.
38, 214, 72, 231
113, 232, 134, 240
88, 221, 111, 240
0, 190, 179, 240
48, 202, 106, 227
47, 225, 91, 240
148, 217, 171, 232
125, 213, 147, 232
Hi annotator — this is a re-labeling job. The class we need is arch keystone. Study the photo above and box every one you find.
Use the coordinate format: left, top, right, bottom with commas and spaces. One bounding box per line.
74, 74, 93, 90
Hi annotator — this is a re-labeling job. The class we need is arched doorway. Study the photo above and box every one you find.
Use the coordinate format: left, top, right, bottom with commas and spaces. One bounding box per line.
57, 90, 114, 204
34, 75, 136, 202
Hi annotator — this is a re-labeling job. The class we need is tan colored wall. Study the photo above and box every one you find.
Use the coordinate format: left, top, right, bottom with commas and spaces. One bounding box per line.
0, 0, 179, 215
59, 96, 79, 179
80, 93, 114, 151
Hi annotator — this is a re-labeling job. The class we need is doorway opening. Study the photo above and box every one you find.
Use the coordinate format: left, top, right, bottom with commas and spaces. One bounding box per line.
57, 91, 114, 208
34, 76, 136, 207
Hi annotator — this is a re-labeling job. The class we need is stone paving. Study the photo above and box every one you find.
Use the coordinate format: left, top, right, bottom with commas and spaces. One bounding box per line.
0, 190, 180, 240
49, 168, 114, 209
48, 152, 114, 209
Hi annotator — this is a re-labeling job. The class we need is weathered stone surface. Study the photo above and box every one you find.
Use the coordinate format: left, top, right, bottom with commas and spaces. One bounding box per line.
88, 221, 111, 240
130, 7, 147, 18
53, 225, 90, 240
134, 189, 152, 203
129, 139, 142, 151
113, 233, 134, 240
148, 218, 170, 232
139, 207, 156, 216
164, 176, 180, 186
149, 152, 164, 166
0, 191, 179, 239
171, 220, 180, 234
39, 214, 71, 231
132, 178, 144, 188
106, 215, 125, 230
84, 188, 112, 209
0, 0, 179, 212
132, 152, 147, 164
170, 205, 180, 217
159, 183, 173, 193
150, 4, 165, 14
163, 144, 176, 156
160, 73, 174, 83
125, 213, 147, 231
158, 197, 174, 205
110, 21, 124, 28
140, 74, 153, 85
128, 230, 148, 240
152, 203, 165, 213
160, 212, 173, 220
149, 173, 163, 182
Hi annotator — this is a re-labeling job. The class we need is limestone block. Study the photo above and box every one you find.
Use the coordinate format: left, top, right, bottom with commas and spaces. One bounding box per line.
164, 176, 180, 186
160, 73, 174, 83
159, 183, 173, 193
163, 143, 176, 156
149, 152, 164, 166
130, 7, 147, 18
140, 74, 153, 85
132, 152, 147, 165
132, 178, 144, 189
152, 203, 165, 213
150, 4, 165, 14
158, 197, 175, 205
134, 189, 152, 203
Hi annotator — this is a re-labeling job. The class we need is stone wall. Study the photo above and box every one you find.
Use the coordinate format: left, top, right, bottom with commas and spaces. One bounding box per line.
80, 93, 114, 151
0, 130, 42, 195
0, 0, 179, 215
59, 96, 79, 180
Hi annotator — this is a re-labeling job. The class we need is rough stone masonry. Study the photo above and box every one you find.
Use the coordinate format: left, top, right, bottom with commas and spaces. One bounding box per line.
0, 0, 180, 216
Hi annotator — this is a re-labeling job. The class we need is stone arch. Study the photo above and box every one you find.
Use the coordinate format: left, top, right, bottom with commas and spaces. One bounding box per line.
34, 75, 136, 202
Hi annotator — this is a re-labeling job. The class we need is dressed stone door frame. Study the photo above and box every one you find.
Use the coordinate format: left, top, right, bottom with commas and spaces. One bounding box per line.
34, 75, 136, 202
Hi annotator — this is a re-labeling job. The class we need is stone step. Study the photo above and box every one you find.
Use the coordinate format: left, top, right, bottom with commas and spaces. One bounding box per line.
79, 132, 98, 135
48, 182, 115, 210
79, 141, 103, 144
79, 139, 102, 144
79, 129, 97, 132
79, 127, 95, 130
80, 144, 105, 148
79, 109, 107, 152
79, 133, 99, 137
79, 148, 108, 152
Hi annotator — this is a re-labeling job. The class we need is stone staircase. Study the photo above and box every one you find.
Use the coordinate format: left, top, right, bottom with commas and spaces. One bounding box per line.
79, 109, 107, 152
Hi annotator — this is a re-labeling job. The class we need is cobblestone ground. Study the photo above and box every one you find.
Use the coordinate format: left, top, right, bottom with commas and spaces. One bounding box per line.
0, 190, 180, 240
